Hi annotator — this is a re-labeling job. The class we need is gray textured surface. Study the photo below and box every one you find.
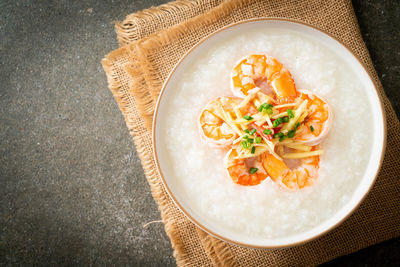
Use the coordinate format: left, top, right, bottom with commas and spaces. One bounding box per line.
0, 0, 399, 266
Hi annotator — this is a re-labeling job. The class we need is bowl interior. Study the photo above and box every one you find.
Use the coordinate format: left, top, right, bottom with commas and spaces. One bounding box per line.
153, 19, 385, 248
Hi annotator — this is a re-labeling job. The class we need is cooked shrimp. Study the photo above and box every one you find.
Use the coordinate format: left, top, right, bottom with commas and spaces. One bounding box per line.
294, 90, 332, 146
231, 54, 297, 103
198, 56, 332, 189
198, 96, 243, 148
224, 147, 268, 186
262, 148, 320, 190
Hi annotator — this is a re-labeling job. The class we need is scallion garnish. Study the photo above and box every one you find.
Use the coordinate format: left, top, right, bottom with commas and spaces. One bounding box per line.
282, 116, 289, 123
294, 122, 300, 129
263, 129, 272, 135
287, 109, 294, 118
265, 108, 273, 115
273, 117, 283, 127
241, 140, 249, 149
279, 135, 287, 142
244, 129, 250, 134
251, 146, 256, 154
243, 135, 249, 139
255, 136, 262, 143
287, 129, 296, 138
249, 129, 256, 135
258, 103, 273, 112
274, 132, 284, 139
259, 103, 274, 115
247, 138, 254, 144
243, 115, 253, 121
249, 167, 258, 174
310, 125, 315, 132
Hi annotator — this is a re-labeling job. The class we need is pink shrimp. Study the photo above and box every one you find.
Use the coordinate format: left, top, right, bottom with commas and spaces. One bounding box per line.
231, 54, 297, 103
224, 147, 268, 186
294, 90, 333, 146
198, 97, 241, 148
262, 148, 320, 190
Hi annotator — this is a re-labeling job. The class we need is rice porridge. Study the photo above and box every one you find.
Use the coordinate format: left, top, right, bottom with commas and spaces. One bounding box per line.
161, 28, 372, 239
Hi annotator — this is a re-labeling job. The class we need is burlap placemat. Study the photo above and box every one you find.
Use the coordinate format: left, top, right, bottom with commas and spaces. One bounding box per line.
102, 0, 400, 265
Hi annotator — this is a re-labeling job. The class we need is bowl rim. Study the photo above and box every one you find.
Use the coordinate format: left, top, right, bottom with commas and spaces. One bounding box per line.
152, 17, 387, 249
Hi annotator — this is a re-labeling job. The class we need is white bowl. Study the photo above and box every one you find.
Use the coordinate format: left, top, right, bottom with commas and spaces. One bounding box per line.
153, 19, 386, 248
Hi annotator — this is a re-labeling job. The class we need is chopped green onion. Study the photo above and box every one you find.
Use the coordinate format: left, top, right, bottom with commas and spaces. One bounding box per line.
244, 129, 250, 134
247, 138, 254, 144
279, 135, 287, 142
282, 116, 289, 123
294, 122, 300, 129
243, 115, 253, 120
263, 129, 272, 135
255, 136, 262, 143
273, 117, 283, 127
287, 130, 296, 138
243, 135, 249, 139
258, 103, 273, 111
274, 132, 284, 139
259, 103, 274, 115
287, 109, 294, 118
249, 129, 256, 135
310, 125, 315, 132
241, 140, 249, 149
251, 146, 256, 154
265, 108, 273, 115
249, 167, 258, 174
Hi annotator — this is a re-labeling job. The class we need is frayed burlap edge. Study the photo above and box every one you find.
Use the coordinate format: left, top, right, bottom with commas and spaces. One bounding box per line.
197, 228, 239, 266
115, 0, 222, 46
115, 0, 197, 45
127, 44, 163, 104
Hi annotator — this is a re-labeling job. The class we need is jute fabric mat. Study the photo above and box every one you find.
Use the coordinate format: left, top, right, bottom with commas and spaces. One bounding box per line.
102, 0, 400, 265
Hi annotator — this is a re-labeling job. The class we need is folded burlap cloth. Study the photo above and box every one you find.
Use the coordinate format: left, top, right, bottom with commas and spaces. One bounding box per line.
102, 0, 400, 265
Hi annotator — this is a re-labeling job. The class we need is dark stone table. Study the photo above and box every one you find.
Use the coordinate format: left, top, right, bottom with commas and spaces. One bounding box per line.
1, 0, 398, 265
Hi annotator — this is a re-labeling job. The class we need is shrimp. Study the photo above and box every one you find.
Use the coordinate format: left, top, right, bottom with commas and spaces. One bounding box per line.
294, 90, 332, 146
224, 147, 268, 186
262, 149, 320, 190
231, 54, 297, 103
198, 96, 242, 148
